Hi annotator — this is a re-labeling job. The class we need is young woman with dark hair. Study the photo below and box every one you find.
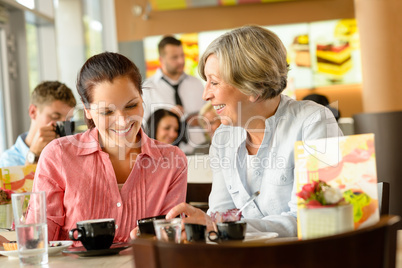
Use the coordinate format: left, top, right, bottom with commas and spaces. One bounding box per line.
29, 52, 187, 245
146, 109, 182, 146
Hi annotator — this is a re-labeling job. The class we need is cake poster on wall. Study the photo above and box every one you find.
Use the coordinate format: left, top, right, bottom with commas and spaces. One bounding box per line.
294, 133, 379, 229
268, 23, 313, 92
309, 19, 362, 87
142, 18, 362, 90
143, 33, 200, 78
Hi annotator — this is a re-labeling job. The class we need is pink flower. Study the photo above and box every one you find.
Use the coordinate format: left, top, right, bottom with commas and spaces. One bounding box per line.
305, 200, 323, 208
0, 188, 14, 205
297, 180, 348, 208
4, 189, 12, 199
296, 182, 317, 200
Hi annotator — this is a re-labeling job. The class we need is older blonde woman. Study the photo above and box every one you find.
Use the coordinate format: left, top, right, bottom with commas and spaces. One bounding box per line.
198, 101, 221, 142
165, 25, 342, 237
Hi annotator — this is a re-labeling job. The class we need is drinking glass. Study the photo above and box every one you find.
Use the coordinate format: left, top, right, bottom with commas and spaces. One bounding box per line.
153, 218, 182, 243
12, 191, 48, 266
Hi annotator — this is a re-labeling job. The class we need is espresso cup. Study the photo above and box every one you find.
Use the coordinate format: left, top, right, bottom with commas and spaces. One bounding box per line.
69, 218, 115, 250
185, 223, 206, 242
137, 215, 166, 236
208, 221, 247, 242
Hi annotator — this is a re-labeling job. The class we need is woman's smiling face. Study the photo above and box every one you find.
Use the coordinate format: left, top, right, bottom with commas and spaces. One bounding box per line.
85, 76, 144, 148
156, 115, 179, 144
202, 54, 253, 127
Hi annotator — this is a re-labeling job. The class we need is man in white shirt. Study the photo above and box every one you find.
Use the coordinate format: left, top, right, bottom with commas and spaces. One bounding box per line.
143, 36, 206, 153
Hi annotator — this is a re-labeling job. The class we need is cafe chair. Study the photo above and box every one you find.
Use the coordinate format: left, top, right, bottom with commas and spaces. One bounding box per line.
132, 215, 401, 268
185, 183, 212, 212
186, 155, 213, 212
378, 181, 390, 215
354, 111, 402, 219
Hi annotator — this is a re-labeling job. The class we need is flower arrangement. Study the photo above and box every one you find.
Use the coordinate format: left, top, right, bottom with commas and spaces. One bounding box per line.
0, 188, 13, 205
296, 180, 348, 208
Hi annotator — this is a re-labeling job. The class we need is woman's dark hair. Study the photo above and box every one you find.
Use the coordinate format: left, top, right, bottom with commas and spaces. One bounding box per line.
77, 52, 142, 129
146, 109, 182, 146
303, 94, 341, 121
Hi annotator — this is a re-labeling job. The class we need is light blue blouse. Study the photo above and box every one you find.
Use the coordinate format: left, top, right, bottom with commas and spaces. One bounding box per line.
207, 95, 342, 237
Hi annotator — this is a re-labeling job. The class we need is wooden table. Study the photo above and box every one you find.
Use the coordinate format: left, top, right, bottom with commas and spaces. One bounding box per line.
0, 249, 133, 268
0, 230, 133, 268
2, 230, 402, 267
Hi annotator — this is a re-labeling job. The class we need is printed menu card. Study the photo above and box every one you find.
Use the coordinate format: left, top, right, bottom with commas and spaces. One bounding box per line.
0, 164, 36, 193
294, 134, 379, 233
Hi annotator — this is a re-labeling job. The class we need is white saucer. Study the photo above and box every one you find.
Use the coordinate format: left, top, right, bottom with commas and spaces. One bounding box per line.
0, 240, 73, 258
244, 232, 279, 242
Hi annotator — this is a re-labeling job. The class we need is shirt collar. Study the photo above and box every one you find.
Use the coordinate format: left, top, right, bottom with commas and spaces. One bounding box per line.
73, 128, 102, 156
237, 94, 289, 156
74, 128, 163, 159
16, 132, 29, 157
155, 68, 187, 84
140, 129, 164, 159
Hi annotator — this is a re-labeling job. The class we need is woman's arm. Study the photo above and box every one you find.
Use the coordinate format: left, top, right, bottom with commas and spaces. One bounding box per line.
158, 148, 188, 215
0, 235, 9, 244
206, 143, 236, 214
31, 140, 66, 241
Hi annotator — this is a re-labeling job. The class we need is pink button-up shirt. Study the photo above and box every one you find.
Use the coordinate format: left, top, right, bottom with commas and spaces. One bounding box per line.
32, 128, 187, 244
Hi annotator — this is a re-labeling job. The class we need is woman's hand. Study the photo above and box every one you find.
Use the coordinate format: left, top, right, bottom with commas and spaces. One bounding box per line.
166, 203, 207, 224
129, 227, 140, 240
167, 203, 215, 242
166, 202, 216, 232
0, 235, 10, 244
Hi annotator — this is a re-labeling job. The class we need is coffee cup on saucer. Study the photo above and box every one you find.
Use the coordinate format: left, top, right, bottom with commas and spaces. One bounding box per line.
185, 223, 206, 242
69, 218, 115, 250
137, 215, 167, 236
208, 221, 247, 242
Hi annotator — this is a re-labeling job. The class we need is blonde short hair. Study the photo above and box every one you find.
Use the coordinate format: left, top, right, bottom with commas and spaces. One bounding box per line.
198, 102, 215, 129
198, 25, 289, 100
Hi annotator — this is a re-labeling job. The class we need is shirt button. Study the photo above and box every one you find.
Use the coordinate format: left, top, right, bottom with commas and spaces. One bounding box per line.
117, 202, 121, 207
254, 171, 260, 176
115, 225, 118, 229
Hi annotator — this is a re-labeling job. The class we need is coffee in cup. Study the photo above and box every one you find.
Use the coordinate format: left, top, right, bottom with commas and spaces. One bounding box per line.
185, 223, 206, 242
69, 218, 115, 250
208, 221, 247, 242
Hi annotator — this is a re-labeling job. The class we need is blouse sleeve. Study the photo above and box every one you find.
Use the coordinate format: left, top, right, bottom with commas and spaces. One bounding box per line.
31, 140, 66, 241
158, 147, 188, 215
207, 143, 236, 214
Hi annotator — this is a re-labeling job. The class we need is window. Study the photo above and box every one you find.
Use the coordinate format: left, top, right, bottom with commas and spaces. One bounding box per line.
26, 23, 40, 92
0, 28, 9, 153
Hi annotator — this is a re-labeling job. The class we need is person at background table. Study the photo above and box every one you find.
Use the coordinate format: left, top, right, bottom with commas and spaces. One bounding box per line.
190, 101, 221, 155
30, 52, 187, 244
302, 93, 341, 121
142, 36, 206, 154
165, 25, 342, 237
146, 108, 182, 146
0, 81, 76, 167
